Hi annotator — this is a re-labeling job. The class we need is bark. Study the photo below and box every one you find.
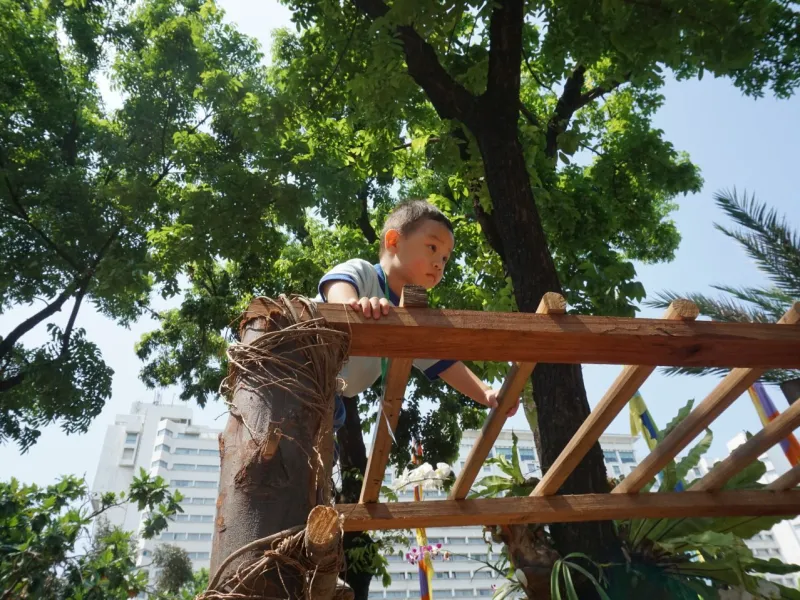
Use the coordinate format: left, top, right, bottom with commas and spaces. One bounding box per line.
210, 312, 340, 597
306, 506, 345, 599
336, 395, 376, 600
474, 128, 622, 565
495, 524, 560, 598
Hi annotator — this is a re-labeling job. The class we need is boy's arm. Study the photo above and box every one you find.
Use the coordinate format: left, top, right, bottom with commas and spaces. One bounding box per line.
322, 280, 390, 319
439, 362, 519, 416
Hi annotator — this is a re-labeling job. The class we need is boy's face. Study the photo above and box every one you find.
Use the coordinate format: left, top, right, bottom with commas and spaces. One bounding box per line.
387, 219, 454, 290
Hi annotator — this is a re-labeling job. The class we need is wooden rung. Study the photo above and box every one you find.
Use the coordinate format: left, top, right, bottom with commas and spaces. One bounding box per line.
767, 465, 800, 491
533, 300, 699, 497
337, 490, 800, 531
272, 300, 800, 368
359, 285, 427, 504
613, 304, 800, 494
693, 399, 800, 492
449, 293, 566, 501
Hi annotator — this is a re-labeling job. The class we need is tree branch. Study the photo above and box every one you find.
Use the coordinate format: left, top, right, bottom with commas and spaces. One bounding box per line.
0, 373, 25, 393
350, 0, 477, 123
1, 166, 82, 272
484, 0, 525, 123
545, 65, 586, 158
519, 102, 539, 128
0, 283, 78, 364
355, 185, 377, 244
60, 280, 89, 358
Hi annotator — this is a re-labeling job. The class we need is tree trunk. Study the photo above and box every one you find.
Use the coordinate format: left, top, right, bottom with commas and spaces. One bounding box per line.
337, 395, 376, 600
474, 128, 623, 564
209, 300, 347, 597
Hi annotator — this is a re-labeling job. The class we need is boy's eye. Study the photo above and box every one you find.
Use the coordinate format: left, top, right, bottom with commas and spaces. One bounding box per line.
428, 244, 437, 253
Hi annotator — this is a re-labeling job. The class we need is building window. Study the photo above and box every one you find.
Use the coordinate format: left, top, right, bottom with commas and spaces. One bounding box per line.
470, 553, 489, 561
198, 449, 218, 456
483, 464, 491, 472
151, 459, 168, 469
519, 447, 535, 461
173, 463, 195, 471
475, 570, 494, 578
141, 550, 151, 557
174, 514, 189, 522
479, 590, 494, 597
187, 552, 210, 560
122, 448, 135, 460
454, 591, 475, 598
125, 433, 138, 445
367, 594, 384, 600
619, 451, 636, 464
603, 450, 618, 462
186, 533, 212, 541
170, 480, 192, 488
177, 433, 200, 439
495, 446, 513, 460
385, 593, 407, 599
434, 571, 450, 579
526, 462, 538, 473
693, 468, 701, 478
613, 465, 621, 475
194, 464, 218, 472
194, 480, 217, 488
175, 448, 198, 455
383, 472, 393, 484
452, 570, 471, 579
154, 444, 171, 453
157, 428, 173, 438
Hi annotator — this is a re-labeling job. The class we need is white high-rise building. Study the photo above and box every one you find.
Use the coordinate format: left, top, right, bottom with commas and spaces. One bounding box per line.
91, 403, 799, 597
91, 401, 220, 575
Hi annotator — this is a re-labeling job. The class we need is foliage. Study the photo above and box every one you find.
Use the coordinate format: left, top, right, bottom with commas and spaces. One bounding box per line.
151, 544, 194, 596
470, 432, 538, 499
0, 0, 301, 450
648, 189, 800, 382
0, 470, 182, 599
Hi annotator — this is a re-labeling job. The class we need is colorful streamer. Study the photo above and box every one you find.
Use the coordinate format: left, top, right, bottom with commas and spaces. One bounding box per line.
629, 391, 684, 491
748, 382, 800, 467
411, 441, 434, 600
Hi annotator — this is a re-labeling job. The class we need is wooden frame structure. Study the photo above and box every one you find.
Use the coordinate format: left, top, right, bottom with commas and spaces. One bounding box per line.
269, 292, 800, 531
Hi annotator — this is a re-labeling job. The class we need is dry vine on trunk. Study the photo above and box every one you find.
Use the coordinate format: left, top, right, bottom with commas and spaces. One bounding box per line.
202, 295, 352, 600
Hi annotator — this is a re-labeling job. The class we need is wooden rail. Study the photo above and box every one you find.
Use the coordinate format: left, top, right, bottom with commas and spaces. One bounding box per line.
242, 294, 800, 531
336, 490, 800, 531
282, 301, 800, 368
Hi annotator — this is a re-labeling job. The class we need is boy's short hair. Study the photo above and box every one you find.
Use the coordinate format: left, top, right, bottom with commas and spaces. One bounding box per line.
379, 199, 454, 255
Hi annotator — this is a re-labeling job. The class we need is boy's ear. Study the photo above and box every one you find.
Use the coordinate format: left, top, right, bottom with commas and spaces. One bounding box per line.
384, 228, 401, 253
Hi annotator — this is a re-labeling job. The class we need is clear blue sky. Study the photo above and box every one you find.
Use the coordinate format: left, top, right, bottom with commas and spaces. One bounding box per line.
1, 0, 798, 486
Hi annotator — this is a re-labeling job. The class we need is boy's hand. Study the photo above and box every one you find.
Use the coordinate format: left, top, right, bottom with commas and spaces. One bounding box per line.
483, 389, 520, 417
349, 296, 391, 320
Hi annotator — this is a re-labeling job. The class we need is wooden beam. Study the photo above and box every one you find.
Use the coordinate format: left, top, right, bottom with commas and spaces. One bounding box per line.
692, 398, 800, 491
613, 304, 800, 494
767, 465, 800, 491
336, 490, 800, 532
533, 300, 699, 497
449, 293, 566, 500
359, 285, 427, 504
270, 301, 800, 368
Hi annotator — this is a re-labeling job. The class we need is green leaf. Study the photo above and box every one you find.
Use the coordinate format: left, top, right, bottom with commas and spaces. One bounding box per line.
676, 428, 713, 483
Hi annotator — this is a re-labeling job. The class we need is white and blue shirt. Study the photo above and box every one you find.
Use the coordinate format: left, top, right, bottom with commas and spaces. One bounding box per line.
316, 258, 456, 398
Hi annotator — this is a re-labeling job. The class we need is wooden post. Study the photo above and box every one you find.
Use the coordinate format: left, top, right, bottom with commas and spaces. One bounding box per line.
359, 285, 428, 504
533, 299, 699, 496
209, 298, 348, 597
449, 292, 566, 500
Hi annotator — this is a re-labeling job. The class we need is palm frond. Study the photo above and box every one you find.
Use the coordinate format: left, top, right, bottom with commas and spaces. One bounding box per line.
645, 290, 779, 323
714, 189, 800, 298
660, 365, 799, 383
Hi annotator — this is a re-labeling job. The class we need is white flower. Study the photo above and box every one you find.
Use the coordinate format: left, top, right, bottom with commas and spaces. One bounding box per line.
391, 462, 452, 491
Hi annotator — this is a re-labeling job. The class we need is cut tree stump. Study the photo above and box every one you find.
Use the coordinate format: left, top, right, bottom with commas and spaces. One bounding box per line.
208, 298, 348, 598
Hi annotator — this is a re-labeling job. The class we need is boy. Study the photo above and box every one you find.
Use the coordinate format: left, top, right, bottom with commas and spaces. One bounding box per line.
317, 200, 519, 459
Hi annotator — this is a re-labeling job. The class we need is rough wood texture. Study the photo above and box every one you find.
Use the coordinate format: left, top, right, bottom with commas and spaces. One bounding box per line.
693, 399, 800, 491
336, 490, 800, 531
612, 303, 800, 494
767, 465, 800, 491
449, 293, 566, 500
209, 309, 344, 595
305, 506, 342, 600
533, 300, 699, 496
275, 301, 800, 368
359, 285, 427, 503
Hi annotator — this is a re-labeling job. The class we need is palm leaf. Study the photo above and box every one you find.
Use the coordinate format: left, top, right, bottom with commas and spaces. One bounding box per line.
676, 428, 712, 483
